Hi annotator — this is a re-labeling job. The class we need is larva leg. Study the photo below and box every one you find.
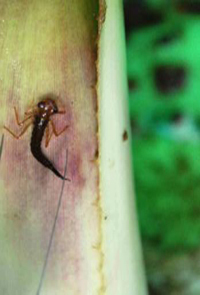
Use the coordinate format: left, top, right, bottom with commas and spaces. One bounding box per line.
50, 119, 69, 137
3, 121, 32, 139
45, 124, 53, 147
14, 107, 33, 126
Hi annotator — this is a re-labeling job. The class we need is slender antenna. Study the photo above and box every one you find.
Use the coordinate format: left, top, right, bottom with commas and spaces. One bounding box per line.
0, 134, 4, 161
36, 149, 69, 295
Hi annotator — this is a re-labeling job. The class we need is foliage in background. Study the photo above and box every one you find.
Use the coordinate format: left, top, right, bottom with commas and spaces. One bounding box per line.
125, 0, 200, 251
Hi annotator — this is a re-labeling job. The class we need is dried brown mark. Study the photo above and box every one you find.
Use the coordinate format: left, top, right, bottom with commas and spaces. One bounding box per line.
123, 130, 128, 141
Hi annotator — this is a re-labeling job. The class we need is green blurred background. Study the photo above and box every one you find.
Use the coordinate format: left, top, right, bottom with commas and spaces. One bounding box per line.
124, 1, 200, 294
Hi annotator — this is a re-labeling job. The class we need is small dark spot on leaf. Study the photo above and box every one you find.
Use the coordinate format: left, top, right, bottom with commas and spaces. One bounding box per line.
154, 32, 180, 47
124, 1, 163, 35
128, 79, 138, 91
170, 113, 183, 124
177, 1, 200, 14
154, 65, 186, 94
123, 130, 128, 141
104, 216, 108, 220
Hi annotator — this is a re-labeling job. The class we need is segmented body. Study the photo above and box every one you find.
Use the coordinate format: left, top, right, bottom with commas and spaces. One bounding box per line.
30, 101, 68, 180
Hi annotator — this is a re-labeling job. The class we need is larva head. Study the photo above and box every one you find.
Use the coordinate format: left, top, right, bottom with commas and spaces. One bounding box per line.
37, 98, 58, 117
